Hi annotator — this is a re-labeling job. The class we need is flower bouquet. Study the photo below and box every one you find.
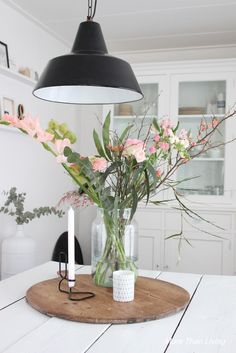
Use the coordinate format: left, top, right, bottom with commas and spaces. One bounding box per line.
1, 110, 235, 286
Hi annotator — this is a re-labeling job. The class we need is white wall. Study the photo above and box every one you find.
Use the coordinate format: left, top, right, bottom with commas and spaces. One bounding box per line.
0, 0, 68, 73
0, 1, 80, 272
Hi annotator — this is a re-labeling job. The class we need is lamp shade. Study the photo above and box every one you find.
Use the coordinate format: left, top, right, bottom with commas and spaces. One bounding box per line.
33, 21, 143, 104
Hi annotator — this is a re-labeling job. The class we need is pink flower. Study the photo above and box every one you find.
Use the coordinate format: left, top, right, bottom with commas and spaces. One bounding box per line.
164, 128, 174, 137
91, 157, 108, 172
55, 138, 71, 154
1, 114, 19, 126
156, 169, 162, 178
178, 129, 188, 140
37, 129, 54, 143
191, 141, 197, 147
21, 118, 39, 135
200, 121, 207, 132
153, 134, 160, 142
55, 138, 71, 164
56, 155, 67, 164
159, 142, 169, 152
149, 146, 157, 154
160, 118, 174, 130
212, 118, 219, 128
18, 116, 41, 137
135, 150, 146, 163
123, 139, 146, 163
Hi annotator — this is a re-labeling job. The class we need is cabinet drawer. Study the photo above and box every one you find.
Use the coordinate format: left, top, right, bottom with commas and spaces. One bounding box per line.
138, 236, 155, 270
164, 211, 232, 233
183, 213, 232, 232
164, 211, 181, 230
136, 209, 162, 229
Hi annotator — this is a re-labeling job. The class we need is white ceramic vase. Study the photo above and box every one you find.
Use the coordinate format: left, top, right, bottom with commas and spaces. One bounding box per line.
1, 224, 36, 280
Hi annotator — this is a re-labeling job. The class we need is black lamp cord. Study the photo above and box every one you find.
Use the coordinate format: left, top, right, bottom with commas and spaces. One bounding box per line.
87, 0, 97, 20
58, 252, 95, 301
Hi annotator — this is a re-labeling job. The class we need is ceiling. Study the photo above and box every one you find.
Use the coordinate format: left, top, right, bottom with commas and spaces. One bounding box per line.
4, 0, 236, 52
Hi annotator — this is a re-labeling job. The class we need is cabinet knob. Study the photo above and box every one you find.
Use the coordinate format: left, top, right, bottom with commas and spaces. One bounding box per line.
156, 264, 159, 269
164, 265, 169, 270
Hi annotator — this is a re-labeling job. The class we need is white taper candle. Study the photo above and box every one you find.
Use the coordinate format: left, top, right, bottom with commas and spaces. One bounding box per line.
68, 206, 75, 288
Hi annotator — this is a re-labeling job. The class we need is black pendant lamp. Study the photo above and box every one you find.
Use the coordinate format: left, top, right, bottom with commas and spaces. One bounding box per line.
33, 0, 143, 105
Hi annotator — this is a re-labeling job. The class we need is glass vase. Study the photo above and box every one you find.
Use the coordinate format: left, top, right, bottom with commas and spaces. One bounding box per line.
91, 208, 138, 287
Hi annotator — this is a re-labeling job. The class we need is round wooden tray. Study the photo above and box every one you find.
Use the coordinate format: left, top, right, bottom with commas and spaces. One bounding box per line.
26, 274, 190, 324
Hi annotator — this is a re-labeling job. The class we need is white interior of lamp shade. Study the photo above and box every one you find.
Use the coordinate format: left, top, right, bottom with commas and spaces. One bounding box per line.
33, 85, 143, 104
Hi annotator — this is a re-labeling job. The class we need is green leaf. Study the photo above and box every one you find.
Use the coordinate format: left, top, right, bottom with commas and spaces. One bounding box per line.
131, 187, 138, 219
152, 118, 160, 132
0, 121, 10, 126
42, 142, 53, 152
67, 152, 80, 163
173, 121, 180, 133
93, 129, 107, 159
147, 163, 157, 188
102, 111, 112, 160
64, 146, 72, 157
119, 124, 133, 143
144, 169, 150, 204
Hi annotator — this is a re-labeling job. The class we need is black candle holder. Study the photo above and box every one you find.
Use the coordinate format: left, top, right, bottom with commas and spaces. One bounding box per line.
58, 252, 95, 301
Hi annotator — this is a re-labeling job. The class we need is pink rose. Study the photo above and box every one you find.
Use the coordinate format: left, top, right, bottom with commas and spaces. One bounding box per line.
159, 142, 169, 152
123, 138, 146, 163
91, 157, 108, 172
153, 134, 160, 142
149, 146, 157, 154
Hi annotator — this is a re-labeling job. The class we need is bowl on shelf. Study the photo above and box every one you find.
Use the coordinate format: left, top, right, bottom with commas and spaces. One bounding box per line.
178, 107, 206, 115
118, 104, 134, 116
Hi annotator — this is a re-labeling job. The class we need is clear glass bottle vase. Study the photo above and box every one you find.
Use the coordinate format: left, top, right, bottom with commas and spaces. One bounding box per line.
91, 208, 138, 287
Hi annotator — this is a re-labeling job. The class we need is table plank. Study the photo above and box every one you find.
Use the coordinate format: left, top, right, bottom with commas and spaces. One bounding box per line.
1, 266, 108, 353
166, 275, 236, 353
1, 267, 160, 353
86, 272, 201, 353
0, 262, 82, 310
0, 300, 49, 352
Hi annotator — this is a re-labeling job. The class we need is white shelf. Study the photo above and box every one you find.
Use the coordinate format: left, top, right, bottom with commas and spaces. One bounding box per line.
178, 114, 225, 119
0, 65, 36, 87
114, 115, 155, 119
0, 124, 21, 134
191, 157, 224, 161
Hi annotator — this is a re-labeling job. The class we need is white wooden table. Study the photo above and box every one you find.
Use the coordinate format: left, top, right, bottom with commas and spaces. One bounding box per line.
0, 261, 235, 353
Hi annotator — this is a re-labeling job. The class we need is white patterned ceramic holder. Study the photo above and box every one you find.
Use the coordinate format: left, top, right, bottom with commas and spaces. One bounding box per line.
113, 270, 135, 302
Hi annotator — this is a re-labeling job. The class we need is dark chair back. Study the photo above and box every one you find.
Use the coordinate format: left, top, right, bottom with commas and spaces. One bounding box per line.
52, 231, 84, 265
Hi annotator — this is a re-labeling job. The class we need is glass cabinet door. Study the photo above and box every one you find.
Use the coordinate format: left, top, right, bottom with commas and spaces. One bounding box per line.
175, 79, 227, 196
112, 83, 159, 140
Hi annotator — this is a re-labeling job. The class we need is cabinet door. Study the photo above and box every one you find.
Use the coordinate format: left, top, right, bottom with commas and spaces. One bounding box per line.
163, 231, 233, 275
136, 208, 163, 271
170, 72, 235, 201
103, 74, 169, 134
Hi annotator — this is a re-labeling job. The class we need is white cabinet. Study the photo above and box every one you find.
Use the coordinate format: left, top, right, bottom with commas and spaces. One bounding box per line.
170, 72, 235, 199
136, 208, 162, 270
103, 59, 236, 275
137, 205, 235, 275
